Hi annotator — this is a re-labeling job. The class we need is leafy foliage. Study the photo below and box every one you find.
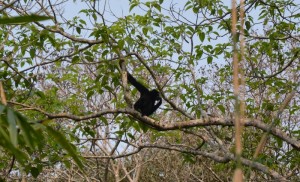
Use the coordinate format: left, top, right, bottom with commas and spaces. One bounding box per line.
0, 0, 300, 181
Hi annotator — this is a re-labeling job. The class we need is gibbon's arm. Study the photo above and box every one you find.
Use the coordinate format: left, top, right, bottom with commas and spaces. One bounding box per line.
127, 72, 149, 93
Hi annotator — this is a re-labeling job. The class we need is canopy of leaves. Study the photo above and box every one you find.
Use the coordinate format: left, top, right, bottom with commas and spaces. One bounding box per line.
0, 0, 299, 181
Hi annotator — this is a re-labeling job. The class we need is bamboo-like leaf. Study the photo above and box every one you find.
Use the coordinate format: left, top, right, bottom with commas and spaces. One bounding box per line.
15, 112, 38, 149
46, 126, 84, 170
0, 15, 51, 24
0, 104, 5, 114
7, 108, 17, 147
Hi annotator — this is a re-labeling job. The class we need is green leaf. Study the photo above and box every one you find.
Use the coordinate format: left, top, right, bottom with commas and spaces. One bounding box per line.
29, 48, 36, 59
87, 90, 94, 100
92, 13, 97, 21
63, 160, 71, 168
245, 21, 251, 30
72, 56, 80, 63
46, 126, 84, 170
217, 105, 226, 114
0, 15, 51, 24
101, 50, 109, 57
142, 27, 148, 36
0, 104, 5, 114
7, 108, 18, 147
0, 119, 10, 142
199, 32, 205, 42
127, 133, 135, 139
207, 56, 213, 64
118, 39, 125, 49
100, 116, 108, 125
76, 27, 81, 34
79, 19, 86, 25
139, 122, 149, 132
153, 3, 161, 12
30, 167, 40, 178
15, 112, 38, 149
129, 2, 139, 12
0, 126, 28, 163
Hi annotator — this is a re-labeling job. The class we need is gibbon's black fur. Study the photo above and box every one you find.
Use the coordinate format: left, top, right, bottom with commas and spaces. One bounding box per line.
127, 72, 162, 116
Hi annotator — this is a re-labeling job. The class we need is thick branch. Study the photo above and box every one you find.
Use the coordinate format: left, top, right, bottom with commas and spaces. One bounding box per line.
8, 101, 300, 149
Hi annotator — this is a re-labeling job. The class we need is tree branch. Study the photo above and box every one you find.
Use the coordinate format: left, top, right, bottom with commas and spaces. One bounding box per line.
8, 101, 300, 150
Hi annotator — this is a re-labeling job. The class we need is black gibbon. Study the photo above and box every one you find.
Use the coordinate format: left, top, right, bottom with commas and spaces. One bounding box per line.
126, 72, 162, 116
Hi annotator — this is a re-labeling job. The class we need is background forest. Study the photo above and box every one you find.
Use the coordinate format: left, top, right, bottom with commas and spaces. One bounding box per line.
0, 0, 300, 181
